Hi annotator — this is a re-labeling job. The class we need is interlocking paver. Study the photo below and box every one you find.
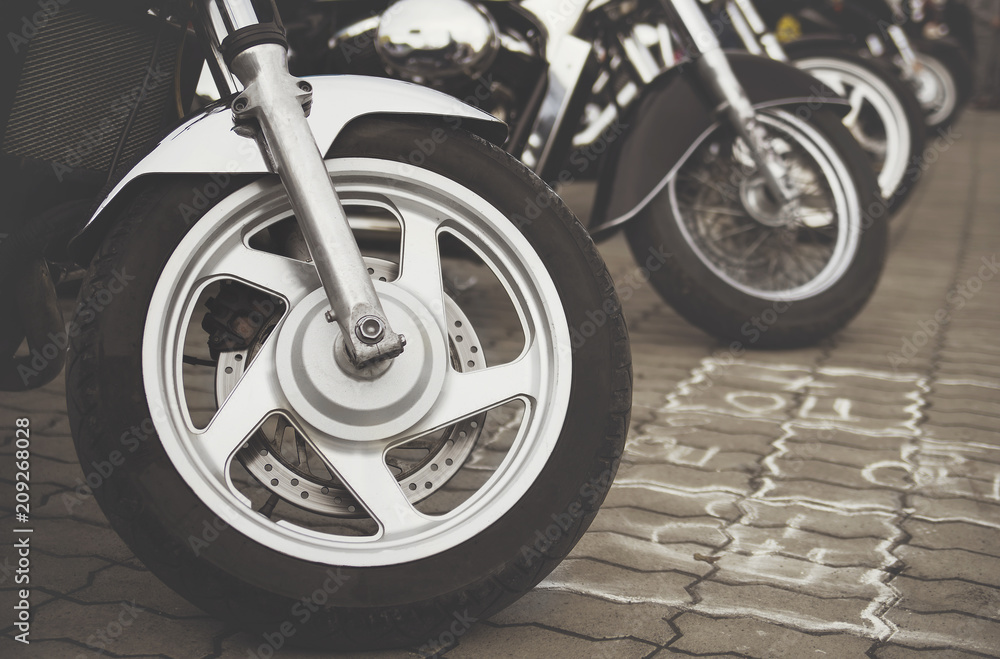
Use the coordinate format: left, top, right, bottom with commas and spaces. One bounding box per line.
616, 462, 754, 495
887, 610, 1000, 655
727, 524, 894, 568
601, 484, 742, 523
691, 580, 888, 637
756, 478, 904, 511
446, 623, 657, 659
902, 519, 1000, 556
892, 575, 1000, 618
876, 644, 988, 659
588, 506, 727, 547
894, 545, 1000, 588
19, 598, 222, 657
633, 424, 777, 455
737, 499, 899, 539
707, 552, 889, 600
910, 494, 1000, 529
667, 612, 873, 657
72, 564, 208, 617
570, 531, 712, 576
491, 590, 677, 645
539, 557, 695, 607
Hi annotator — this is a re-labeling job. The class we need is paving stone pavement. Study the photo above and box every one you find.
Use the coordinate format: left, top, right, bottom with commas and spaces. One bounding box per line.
1, 110, 999, 658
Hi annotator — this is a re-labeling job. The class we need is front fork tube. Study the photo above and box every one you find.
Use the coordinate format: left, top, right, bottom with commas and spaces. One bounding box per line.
725, 0, 789, 62
230, 45, 406, 368
668, 0, 796, 205
887, 25, 921, 79
215, 4, 404, 370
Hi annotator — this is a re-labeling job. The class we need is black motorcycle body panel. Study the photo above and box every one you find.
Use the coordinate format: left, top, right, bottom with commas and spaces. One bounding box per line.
588, 52, 849, 236
781, 34, 859, 54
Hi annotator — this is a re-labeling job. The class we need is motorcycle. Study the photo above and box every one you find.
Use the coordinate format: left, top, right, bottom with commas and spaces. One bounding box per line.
719, 0, 927, 212
1, 0, 631, 650
756, 0, 974, 130
296, 0, 890, 348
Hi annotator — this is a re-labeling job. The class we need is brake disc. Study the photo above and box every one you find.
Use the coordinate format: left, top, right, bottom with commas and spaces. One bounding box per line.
213, 257, 487, 517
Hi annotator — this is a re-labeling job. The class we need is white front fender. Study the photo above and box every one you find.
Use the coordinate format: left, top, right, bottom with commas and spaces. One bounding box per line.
72, 75, 506, 259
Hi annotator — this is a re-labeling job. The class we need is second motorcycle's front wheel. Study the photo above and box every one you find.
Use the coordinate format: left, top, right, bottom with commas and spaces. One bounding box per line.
626, 108, 887, 348
66, 119, 630, 651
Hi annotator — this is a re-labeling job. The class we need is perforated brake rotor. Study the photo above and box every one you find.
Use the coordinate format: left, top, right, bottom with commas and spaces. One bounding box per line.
214, 258, 487, 517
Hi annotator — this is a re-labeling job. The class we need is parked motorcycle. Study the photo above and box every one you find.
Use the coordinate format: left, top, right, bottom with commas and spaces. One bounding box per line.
757, 0, 974, 130
1, 0, 632, 650
296, 0, 888, 348
720, 0, 927, 211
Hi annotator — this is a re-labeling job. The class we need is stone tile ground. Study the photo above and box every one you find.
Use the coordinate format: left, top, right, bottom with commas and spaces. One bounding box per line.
1, 111, 999, 658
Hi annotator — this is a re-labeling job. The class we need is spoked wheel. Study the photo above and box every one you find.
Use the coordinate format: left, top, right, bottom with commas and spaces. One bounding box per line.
791, 50, 926, 211
67, 119, 631, 650
626, 108, 887, 348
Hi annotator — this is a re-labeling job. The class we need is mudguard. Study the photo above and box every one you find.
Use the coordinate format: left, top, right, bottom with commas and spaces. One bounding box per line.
69, 75, 508, 262
588, 53, 849, 238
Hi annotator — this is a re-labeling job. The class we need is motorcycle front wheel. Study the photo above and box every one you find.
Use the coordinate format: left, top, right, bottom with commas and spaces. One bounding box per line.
66, 118, 631, 650
626, 107, 887, 349
790, 49, 926, 212
907, 41, 973, 130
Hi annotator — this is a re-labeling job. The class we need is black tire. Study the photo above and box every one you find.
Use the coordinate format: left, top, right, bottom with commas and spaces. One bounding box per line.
625, 107, 887, 349
786, 46, 927, 212
66, 118, 631, 651
909, 39, 974, 131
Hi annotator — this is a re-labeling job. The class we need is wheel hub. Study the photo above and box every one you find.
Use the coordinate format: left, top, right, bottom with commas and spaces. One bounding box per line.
275, 281, 447, 440
912, 67, 940, 107
740, 176, 793, 227
215, 259, 489, 516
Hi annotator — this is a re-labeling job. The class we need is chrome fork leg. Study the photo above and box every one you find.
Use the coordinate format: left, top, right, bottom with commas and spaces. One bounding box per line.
212, 4, 405, 370
727, 0, 789, 62
668, 0, 796, 204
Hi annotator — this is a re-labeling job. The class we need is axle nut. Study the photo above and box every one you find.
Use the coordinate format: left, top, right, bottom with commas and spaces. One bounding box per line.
356, 316, 386, 344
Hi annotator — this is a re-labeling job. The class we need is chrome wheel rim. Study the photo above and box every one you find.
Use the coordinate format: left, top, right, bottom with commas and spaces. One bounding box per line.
795, 57, 912, 201
143, 159, 572, 567
912, 53, 957, 127
670, 110, 862, 302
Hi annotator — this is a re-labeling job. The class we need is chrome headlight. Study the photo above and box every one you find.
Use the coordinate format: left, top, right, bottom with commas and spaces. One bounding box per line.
376, 0, 500, 82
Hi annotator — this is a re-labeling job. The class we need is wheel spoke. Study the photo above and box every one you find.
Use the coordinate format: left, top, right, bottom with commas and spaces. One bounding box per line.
194, 339, 284, 478
393, 205, 447, 332
692, 205, 748, 218
713, 223, 757, 241
398, 348, 539, 442
210, 244, 318, 304
742, 229, 772, 260
841, 86, 866, 129
308, 441, 428, 537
